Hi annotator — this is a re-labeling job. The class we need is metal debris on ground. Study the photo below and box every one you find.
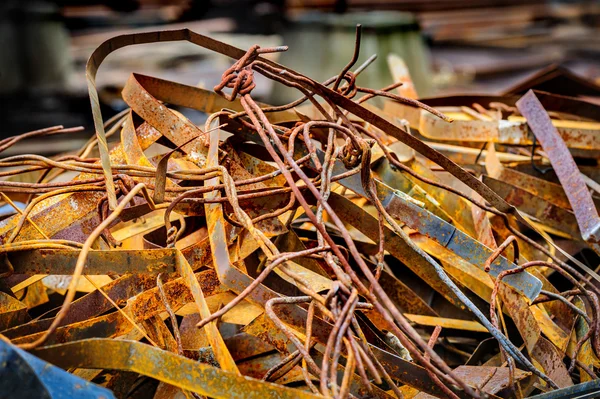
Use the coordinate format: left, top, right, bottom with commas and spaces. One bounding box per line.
0, 26, 599, 399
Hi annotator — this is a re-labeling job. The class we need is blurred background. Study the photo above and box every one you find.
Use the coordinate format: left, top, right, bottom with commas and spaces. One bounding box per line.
1, 0, 600, 152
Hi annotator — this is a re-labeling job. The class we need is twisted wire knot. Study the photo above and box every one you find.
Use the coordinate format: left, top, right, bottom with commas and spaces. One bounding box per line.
166, 226, 178, 248
336, 71, 358, 98
214, 45, 262, 101
341, 137, 373, 169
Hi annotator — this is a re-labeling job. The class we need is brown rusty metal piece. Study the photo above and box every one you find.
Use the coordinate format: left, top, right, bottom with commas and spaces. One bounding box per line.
516, 90, 600, 252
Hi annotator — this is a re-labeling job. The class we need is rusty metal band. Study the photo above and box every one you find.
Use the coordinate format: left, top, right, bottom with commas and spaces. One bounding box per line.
516, 91, 600, 252
32, 339, 323, 399
7, 249, 177, 275
122, 74, 202, 153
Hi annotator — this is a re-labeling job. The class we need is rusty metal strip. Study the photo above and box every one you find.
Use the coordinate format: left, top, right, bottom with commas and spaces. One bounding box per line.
32, 339, 323, 399
403, 314, 487, 332
483, 175, 581, 239
328, 192, 465, 308
0, 292, 29, 331
376, 267, 438, 317
128, 74, 297, 124
525, 378, 600, 399
2, 274, 154, 338
370, 345, 500, 399
329, 158, 542, 300
175, 252, 239, 374
516, 90, 600, 254
368, 181, 540, 300
411, 233, 494, 301
486, 164, 582, 211
11, 270, 224, 345
374, 149, 489, 241
122, 74, 202, 154
417, 109, 600, 149
6, 249, 177, 275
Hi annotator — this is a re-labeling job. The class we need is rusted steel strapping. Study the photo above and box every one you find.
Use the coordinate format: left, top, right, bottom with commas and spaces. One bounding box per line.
6, 249, 177, 275
485, 164, 579, 211
516, 90, 600, 253
176, 252, 239, 374
483, 176, 581, 239
412, 107, 600, 149
32, 339, 323, 399
122, 74, 203, 154
126, 74, 297, 124
374, 151, 476, 236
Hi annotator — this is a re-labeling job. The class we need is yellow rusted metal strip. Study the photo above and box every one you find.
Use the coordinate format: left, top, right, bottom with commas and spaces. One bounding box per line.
175, 252, 239, 374
415, 106, 600, 150
404, 314, 487, 332
33, 339, 323, 399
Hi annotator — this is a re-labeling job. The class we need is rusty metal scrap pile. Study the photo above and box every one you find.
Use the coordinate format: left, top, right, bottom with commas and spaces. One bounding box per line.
2, 27, 600, 399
